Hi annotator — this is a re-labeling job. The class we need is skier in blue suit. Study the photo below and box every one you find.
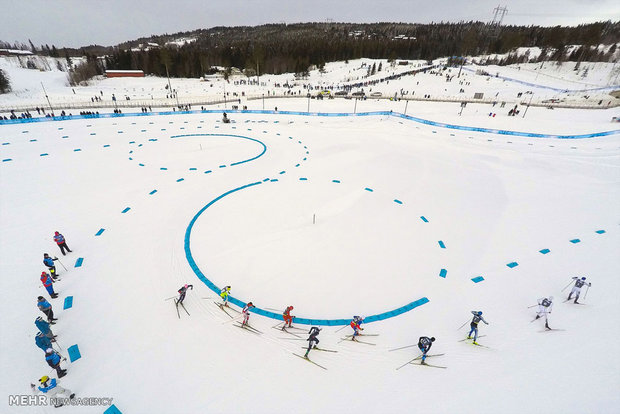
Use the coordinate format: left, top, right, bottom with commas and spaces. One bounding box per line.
35, 332, 52, 351
467, 311, 489, 344
35, 316, 56, 340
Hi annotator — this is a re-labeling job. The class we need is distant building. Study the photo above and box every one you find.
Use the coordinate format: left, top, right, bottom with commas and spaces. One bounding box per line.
0, 49, 34, 56
105, 70, 144, 78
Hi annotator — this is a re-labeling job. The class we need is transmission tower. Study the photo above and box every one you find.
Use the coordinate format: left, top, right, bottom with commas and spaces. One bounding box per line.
489, 5, 508, 38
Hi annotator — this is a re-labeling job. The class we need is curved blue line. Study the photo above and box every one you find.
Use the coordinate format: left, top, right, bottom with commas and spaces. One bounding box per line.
1, 109, 617, 139
169, 133, 267, 166
184, 181, 429, 325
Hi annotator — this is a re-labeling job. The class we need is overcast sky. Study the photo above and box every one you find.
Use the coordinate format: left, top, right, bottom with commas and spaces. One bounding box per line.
2, 0, 619, 48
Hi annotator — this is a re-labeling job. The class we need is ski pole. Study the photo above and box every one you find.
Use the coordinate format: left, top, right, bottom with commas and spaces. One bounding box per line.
561, 279, 574, 292
583, 285, 590, 300
457, 319, 470, 330
527, 304, 539, 308
164, 296, 178, 301
335, 324, 349, 333
388, 344, 417, 352
55, 258, 68, 272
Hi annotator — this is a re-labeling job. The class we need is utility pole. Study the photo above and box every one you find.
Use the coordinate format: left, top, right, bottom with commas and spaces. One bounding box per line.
490, 5, 508, 38
40, 82, 53, 113
165, 63, 179, 108
522, 93, 533, 118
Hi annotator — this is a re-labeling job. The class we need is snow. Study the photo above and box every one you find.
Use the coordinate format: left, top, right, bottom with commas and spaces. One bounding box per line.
0, 56, 620, 413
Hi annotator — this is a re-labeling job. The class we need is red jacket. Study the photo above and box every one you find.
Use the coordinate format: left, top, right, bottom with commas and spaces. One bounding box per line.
40, 273, 53, 287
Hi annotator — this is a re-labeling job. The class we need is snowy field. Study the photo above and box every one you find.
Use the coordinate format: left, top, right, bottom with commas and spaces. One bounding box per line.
1, 101, 619, 414
1, 62, 620, 413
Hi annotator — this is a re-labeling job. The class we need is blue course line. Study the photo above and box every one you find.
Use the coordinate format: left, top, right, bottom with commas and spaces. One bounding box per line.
74, 149, 81, 152
67, 345, 81, 362
420, 216, 429, 222
149, 189, 157, 195
471, 276, 485, 283
74, 258, 84, 267
40, 153, 49, 157
103, 144, 110, 147
595, 230, 606, 234
364, 187, 374, 192
507, 262, 519, 268
570, 239, 581, 244
176, 178, 185, 182
3, 110, 617, 139
332, 180, 341, 183
95, 228, 105, 236
299, 177, 308, 181
439, 269, 447, 278
184, 181, 429, 325
63, 296, 73, 310
170, 133, 267, 167
121, 207, 131, 213
62, 136, 68, 138
104, 405, 123, 414
2, 158, 12, 162
539, 248, 550, 254
394, 199, 403, 204
438, 240, 446, 249
160, 167, 168, 170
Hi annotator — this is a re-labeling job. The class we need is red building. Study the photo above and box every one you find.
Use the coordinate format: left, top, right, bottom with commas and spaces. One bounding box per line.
105, 70, 144, 78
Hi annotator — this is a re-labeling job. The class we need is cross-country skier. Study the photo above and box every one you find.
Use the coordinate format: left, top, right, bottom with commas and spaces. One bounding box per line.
40, 271, 58, 298
177, 284, 193, 305
35, 332, 53, 352
31, 376, 74, 408
43, 253, 58, 278
35, 316, 56, 341
467, 311, 489, 344
304, 327, 321, 358
53, 231, 72, 256
45, 348, 67, 378
568, 277, 591, 304
37, 296, 57, 323
418, 336, 435, 364
220, 286, 231, 306
241, 302, 255, 327
282, 305, 294, 329
535, 296, 553, 330
350, 316, 364, 340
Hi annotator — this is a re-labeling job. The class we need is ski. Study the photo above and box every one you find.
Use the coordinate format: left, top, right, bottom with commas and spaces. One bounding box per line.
214, 302, 233, 318
388, 344, 417, 352
180, 302, 190, 316
539, 328, 566, 332
413, 353, 445, 360
344, 333, 379, 337
396, 356, 420, 370
272, 326, 301, 338
174, 300, 180, 319
301, 347, 338, 353
340, 337, 376, 346
458, 335, 486, 342
286, 326, 306, 332
233, 323, 261, 335
471, 342, 491, 348
293, 353, 327, 370
235, 322, 263, 334
414, 362, 447, 369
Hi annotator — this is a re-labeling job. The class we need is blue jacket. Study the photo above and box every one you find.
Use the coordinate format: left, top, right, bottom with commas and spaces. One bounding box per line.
43, 257, 55, 267
45, 352, 60, 367
38, 378, 57, 393
35, 333, 52, 350
37, 298, 51, 311
35, 318, 51, 335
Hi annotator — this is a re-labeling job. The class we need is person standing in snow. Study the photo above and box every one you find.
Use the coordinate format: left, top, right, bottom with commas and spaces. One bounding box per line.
40, 271, 58, 298
282, 305, 294, 329
177, 284, 193, 305
37, 296, 57, 323
304, 327, 321, 358
535, 296, 553, 330
241, 302, 255, 327
35, 316, 56, 341
31, 376, 74, 407
350, 316, 364, 340
45, 348, 67, 378
467, 311, 489, 344
567, 277, 591, 304
43, 253, 59, 278
53, 231, 72, 256
220, 286, 231, 306
418, 336, 435, 364
35, 332, 53, 352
